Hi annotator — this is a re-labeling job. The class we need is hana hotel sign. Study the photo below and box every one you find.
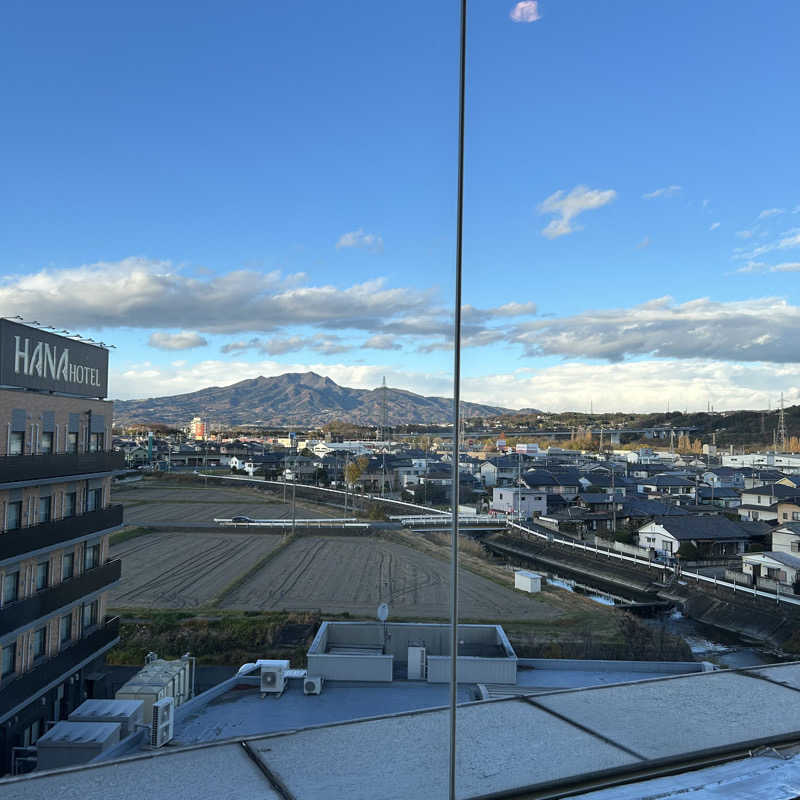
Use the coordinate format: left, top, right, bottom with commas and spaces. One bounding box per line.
0, 319, 109, 397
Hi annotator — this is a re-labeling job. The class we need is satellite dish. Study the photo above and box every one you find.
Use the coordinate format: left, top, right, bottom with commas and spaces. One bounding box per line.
377, 603, 389, 622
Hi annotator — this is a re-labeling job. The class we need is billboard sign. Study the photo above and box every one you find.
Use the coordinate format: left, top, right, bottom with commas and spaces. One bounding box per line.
0, 319, 109, 397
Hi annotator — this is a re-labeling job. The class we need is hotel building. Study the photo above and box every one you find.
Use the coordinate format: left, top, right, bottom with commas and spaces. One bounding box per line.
0, 321, 124, 773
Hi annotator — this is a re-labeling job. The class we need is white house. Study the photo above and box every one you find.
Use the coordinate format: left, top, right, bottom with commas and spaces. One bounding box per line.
771, 524, 800, 555
491, 487, 547, 519
742, 551, 800, 589
637, 517, 754, 559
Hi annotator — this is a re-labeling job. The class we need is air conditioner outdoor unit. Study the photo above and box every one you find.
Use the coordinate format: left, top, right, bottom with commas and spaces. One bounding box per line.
260, 666, 286, 694
304, 676, 324, 695
151, 697, 174, 747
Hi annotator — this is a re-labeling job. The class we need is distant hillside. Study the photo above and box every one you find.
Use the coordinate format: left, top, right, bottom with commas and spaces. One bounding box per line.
112, 372, 515, 426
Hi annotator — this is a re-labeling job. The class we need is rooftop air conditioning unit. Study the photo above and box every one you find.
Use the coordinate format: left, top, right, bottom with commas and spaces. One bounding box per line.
151, 697, 174, 747
304, 676, 323, 695
260, 664, 286, 694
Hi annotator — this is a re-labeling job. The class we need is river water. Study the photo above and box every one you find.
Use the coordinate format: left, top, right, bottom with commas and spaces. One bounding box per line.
543, 574, 783, 667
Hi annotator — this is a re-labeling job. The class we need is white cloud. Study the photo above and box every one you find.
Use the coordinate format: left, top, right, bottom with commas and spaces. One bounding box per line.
462, 360, 800, 413
637, 236, 651, 249
509, 295, 800, 363
736, 230, 754, 239
709, 222, 721, 231
363, 334, 401, 351
510, 1, 541, 22
758, 208, 785, 219
642, 185, 681, 199
0, 258, 435, 336
147, 331, 208, 350
771, 262, 800, 272
734, 261, 767, 274
538, 185, 617, 239
736, 229, 800, 260
335, 228, 384, 253
220, 334, 351, 356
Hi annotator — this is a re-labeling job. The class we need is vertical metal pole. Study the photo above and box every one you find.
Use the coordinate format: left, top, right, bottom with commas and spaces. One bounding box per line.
449, 1, 467, 797
291, 479, 296, 536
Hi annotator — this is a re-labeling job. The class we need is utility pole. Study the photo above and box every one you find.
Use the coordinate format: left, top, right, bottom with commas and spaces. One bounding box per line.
778, 392, 788, 452
291, 476, 296, 536
611, 466, 616, 534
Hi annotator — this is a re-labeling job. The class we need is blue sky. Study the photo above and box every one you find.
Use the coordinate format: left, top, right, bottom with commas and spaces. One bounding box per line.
2, 1, 799, 412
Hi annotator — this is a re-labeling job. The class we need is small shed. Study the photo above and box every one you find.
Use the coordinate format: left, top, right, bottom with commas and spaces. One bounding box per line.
515, 570, 542, 593
36, 721, 121, 771
69, 699, 144, 738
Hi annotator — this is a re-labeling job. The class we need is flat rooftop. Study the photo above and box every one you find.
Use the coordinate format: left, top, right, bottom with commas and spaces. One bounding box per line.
7, 661, 800, 800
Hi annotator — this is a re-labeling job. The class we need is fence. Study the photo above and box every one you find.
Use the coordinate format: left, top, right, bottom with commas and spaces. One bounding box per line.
507, 521, 800, 608
213, 518, 369, 529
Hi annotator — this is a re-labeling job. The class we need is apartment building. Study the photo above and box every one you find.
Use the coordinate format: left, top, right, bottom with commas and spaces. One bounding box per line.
0, 320, 124, 774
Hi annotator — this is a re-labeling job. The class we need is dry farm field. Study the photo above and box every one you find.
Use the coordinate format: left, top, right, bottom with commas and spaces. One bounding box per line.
219, 535, 561, 620
113, 480, 338, 526
109, 531, 284, 608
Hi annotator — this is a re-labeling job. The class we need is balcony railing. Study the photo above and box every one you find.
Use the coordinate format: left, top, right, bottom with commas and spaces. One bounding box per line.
0, 450, 125, 483
0, 504, 123, 561
0, 560, 121, 638
0, 617, 120, 720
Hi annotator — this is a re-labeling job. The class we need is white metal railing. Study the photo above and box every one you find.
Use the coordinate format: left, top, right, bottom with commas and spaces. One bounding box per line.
506, 521, 800, 607
197, 473, 450, 514
506, 521, 667, 571
214, 517, 368, 529
393, 514, 503, 527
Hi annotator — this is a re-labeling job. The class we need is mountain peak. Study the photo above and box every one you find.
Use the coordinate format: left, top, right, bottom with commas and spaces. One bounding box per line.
113, 371, 513, 425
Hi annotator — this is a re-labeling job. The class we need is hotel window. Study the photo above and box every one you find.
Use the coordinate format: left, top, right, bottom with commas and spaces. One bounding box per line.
32, 626, 46, 659
60, 613, 72, 644
66, 432, 78, 454
1, 642, 16, 678
38, 495, 51, 524
82, 599, 98, 630
89, 432, 104, 452
2, 571, 19, 605
86, 487, 103, 512
62, 552, 75, 580
6, 501, 22, 530
84, 543, 100, 571
8, 431, 24, 456
36, 561, 49, 591
40, 431, 54, 454
64, 492, 77, 518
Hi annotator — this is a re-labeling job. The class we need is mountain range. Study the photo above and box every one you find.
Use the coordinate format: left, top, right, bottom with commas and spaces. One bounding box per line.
112, 372, 515, 426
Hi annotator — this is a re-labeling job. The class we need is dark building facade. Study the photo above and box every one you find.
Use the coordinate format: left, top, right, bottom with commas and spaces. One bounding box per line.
0, 322, 123, 774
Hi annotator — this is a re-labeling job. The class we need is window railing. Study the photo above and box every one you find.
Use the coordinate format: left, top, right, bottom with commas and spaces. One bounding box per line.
0, 559, 121, 638
0, 617, 120, 719
0, 504, 123, 561
0, 451, 125, 483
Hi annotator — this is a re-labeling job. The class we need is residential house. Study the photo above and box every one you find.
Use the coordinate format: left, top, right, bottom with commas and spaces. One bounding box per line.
490, 487, 546, 519
738, 483, 800, 523
637, 516, 759, 559
742, 551, 800, 591
637, 474, 696, 498
772, 523, 800, 555
480, 456, 522, 488
696, 486, 741, 509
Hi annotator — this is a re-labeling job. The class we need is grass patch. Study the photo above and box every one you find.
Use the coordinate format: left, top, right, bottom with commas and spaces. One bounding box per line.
110, 526, 155, 545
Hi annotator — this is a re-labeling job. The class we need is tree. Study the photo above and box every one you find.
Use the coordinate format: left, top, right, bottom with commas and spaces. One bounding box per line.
344, 456, 369, 487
